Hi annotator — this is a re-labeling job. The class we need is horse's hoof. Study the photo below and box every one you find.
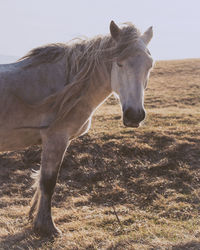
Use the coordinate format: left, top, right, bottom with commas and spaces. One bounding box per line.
33, 223, 62, 237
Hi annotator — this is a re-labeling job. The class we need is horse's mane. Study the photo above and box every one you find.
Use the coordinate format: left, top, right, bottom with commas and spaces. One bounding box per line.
20, 23, 140, 83
19, 23, 141, 129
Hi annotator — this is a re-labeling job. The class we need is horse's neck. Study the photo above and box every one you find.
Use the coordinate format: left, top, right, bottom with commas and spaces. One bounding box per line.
86, 66, 112, 112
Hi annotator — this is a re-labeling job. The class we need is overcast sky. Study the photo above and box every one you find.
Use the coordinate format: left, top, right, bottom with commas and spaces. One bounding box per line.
0, 0, 199, 61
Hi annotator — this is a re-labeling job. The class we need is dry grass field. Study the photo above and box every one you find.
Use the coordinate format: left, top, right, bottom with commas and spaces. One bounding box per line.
0, 59, 200, 249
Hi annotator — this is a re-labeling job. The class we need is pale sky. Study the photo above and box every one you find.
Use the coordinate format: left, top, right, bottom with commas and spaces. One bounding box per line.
0, 0, 199, 61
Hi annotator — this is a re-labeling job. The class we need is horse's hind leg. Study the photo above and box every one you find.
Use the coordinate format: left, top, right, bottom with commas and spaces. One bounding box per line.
29, 187, 39, 220
32, 131, 68, 236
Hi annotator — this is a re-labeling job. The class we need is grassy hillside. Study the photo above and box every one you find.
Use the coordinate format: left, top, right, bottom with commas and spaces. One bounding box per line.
0, 59, 200, 249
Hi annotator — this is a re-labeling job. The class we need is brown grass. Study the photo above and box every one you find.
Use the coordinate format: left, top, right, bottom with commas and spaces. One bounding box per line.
0, 59, 200, 249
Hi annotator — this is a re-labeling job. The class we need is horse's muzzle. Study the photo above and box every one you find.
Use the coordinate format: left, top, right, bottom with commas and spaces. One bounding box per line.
123, 108, 146, 128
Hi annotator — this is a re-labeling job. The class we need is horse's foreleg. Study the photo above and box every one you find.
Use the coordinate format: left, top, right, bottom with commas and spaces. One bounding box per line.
32, 132, 68, 236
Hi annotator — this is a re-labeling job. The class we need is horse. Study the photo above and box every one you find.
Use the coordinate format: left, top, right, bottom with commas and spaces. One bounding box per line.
0, 21, 153, 236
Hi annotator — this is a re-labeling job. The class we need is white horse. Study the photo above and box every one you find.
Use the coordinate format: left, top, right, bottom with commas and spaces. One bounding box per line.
0, 21, 153, 236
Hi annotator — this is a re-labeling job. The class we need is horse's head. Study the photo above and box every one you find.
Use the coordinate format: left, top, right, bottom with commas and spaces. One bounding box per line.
110, 21, 153, 128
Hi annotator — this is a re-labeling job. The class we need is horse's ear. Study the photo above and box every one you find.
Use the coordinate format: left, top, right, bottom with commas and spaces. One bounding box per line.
141, 26, 153, 45
110, 20, 120, 41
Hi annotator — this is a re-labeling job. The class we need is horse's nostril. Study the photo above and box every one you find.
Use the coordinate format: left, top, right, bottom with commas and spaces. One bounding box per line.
123, 108, 146, 124
124, 108, 136, 122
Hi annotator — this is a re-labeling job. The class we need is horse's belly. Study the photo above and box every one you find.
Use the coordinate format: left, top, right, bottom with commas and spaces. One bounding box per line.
0, 129, 41, 151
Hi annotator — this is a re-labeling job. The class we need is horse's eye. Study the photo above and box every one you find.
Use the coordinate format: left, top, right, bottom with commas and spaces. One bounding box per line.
117, 62, 123, 67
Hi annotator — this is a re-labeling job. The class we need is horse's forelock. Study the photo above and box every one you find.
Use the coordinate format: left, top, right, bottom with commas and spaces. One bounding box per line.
111, 25, 141, 60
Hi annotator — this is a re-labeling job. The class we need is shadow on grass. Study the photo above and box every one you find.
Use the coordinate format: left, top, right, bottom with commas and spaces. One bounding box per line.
57, 133, 200, 209
0, 228, 57, 249
172, 240, 200, 250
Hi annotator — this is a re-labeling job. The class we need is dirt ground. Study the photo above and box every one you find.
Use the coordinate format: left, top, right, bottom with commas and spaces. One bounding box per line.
0, 59, 200, 249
